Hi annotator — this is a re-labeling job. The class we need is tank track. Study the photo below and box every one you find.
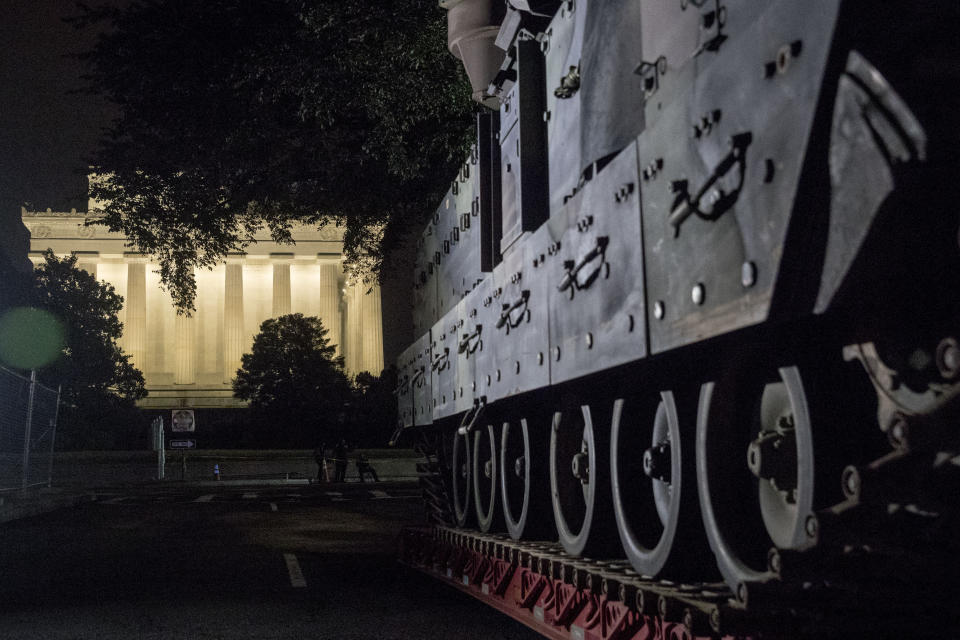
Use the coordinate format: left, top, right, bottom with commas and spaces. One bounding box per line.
399, 508, 958, 639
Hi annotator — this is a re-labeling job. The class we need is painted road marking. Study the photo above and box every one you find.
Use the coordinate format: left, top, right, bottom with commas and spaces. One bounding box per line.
102, 496, 129, 504
242, 492, 257, 499
283, 553, 307, 588
193, 494, 215, 503
270, 502, 278, 512
324, 491, 342, 497
331, 498, 350, 502
370, 490, 390, 499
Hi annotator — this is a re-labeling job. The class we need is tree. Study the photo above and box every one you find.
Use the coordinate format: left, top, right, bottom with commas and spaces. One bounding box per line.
31, 250, 147, 449
350, 368, 399, 447
233, 313, 352, 447
72, 0, 475, 310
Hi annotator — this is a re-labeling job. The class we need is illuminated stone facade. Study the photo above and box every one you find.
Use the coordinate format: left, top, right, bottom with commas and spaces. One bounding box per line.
22, 207, 383, 409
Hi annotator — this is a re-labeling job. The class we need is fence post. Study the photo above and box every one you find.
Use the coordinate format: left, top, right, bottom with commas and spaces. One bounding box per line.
21, 370, 36, 490
46, 385, 61, 488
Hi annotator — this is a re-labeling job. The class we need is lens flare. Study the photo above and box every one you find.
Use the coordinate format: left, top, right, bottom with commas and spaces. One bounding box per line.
0, 307, 66, 370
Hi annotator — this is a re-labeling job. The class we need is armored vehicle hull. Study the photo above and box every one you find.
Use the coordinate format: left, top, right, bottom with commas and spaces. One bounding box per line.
397, 1, 960, 634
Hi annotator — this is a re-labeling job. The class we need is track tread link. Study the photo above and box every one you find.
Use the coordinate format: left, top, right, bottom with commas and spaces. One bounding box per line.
399, 525, 755, 639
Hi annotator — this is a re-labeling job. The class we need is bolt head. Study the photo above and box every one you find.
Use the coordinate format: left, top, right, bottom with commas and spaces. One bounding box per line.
936, 337, 960, 379
654, 301, 665, 320
710, 608, 721, 633
841, 465, 860, 499
736, 582, 748, 605
692, 283, 705, 305
767, 547, 782, 573
889, 418, 909, 449
741, 261, 757, 287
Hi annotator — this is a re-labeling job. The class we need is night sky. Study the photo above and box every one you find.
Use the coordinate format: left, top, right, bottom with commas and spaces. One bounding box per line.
0, 0, 112, 272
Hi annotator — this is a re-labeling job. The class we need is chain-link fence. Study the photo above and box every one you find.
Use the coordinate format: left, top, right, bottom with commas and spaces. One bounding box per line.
0, 367, 60, 491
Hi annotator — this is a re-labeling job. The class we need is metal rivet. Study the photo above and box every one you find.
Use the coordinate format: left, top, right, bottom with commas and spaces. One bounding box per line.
472, 382, 476, 391
653, 301, 665, 320
741, 261, 757, 288
486, 375, 491, 386
627, 314, 635, 332
585, 333, 593, 349
496, 369, 502, 381
538, 352, 544, 365
554, 346, 561, 361
514, 361, 520, 374
692, 283, 705, 305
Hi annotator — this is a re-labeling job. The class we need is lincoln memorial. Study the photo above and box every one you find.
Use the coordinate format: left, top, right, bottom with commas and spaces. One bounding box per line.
21, 207, 384, 409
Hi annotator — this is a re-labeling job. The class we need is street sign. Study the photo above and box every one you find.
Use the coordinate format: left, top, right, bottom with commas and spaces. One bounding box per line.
171, 409, 195, 432
169, 439, 196, 449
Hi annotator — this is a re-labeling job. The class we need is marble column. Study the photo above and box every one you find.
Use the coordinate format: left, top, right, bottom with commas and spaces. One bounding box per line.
344, 280, 363, 375
76, 254, 98, 279
224, 261, 244, 383
125, 262, 147, 371
173, 313, 196, 384
272, 261, 291, 317
317, 261, 342, 357
360, 282, 384, 375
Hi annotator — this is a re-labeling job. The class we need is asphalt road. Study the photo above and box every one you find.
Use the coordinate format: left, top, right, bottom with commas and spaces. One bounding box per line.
0, 481, 541, 639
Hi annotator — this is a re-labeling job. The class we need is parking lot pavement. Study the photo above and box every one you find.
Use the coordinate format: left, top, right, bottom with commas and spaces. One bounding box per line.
90, 481, 423, 507
0, 481, 540, 639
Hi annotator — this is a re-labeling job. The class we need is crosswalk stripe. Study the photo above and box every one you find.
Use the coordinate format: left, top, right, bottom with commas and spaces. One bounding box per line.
193, 494, 215, 503
324, 491, 342, 497
242, 492, 257, 499
370, 490, 390, 499
102, 496, 129, 504
283, 553, 307, 588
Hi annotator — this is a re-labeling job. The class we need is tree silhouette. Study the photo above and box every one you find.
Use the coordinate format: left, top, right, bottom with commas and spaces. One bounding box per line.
31, 250, 147, 449
72, 0, 474, 310
233, 313, 352, 447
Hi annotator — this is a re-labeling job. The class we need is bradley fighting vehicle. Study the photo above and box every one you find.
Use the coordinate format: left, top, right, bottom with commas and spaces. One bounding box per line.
395, 0, 960, 635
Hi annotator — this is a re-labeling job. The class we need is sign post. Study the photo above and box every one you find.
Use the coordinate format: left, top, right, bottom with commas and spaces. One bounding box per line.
170, 409, 196, 481
151, 416, 165, 480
